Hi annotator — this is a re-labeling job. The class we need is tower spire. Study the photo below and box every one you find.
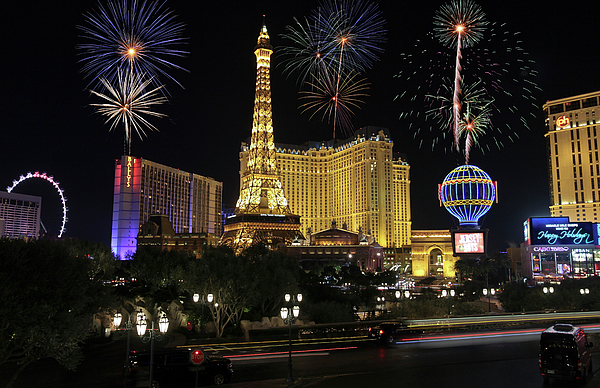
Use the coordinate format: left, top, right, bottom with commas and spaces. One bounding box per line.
235, 19, 291, 215
220, 19, 303, 252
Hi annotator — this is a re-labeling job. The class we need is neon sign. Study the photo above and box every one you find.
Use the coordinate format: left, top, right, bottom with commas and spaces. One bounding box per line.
556, 115, 570, 128
127, 156, 133, 188
533, 246, 569, 252
532, 223, 593, 245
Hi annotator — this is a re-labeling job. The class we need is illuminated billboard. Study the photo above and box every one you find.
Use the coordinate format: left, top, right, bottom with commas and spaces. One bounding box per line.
524, 217, 569, 244
452, 230, 486, 255
529, 218, 593, 246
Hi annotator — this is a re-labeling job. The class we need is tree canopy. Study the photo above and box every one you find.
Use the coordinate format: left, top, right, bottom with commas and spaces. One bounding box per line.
0, 238, 114, 386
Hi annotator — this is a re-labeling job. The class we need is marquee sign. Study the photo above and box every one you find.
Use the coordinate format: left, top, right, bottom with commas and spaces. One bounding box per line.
530, 220, 593, 246
556, 115, 570, 128
452, 230, 487, 255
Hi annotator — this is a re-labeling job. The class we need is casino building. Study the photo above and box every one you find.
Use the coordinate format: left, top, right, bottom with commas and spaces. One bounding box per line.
0, 191, 41, 239
522, 217, 600, 284
544, 91, 600, 223
238, 126, 412, 250
111, 156, 222, 259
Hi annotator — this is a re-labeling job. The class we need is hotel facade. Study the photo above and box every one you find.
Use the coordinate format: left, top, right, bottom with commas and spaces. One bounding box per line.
545, 90, 600, 222
0, 191, 41, 239
238, 126, 411, 249
111, 156, 222, 259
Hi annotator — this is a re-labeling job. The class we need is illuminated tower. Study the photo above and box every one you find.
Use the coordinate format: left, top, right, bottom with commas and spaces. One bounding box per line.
220, 20, 302, 252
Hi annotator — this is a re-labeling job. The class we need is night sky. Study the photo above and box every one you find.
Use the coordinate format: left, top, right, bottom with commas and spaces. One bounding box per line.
2, 0, 599, 253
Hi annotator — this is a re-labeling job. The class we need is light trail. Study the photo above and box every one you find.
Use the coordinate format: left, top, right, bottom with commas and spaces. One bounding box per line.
226, 346, 357, 361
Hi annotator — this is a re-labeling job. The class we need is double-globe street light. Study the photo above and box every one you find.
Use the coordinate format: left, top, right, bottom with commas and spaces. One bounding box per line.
193, 293, 214, 335
395, 290, 411, 318
280, 293, 302, 383
543, 286, 555, 311
136, 310, 169, 388
483, 288, 495, 313
441, 289, 456, 316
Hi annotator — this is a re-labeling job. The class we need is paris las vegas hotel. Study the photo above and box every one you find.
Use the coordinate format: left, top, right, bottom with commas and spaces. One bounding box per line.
111, 21, 413, 272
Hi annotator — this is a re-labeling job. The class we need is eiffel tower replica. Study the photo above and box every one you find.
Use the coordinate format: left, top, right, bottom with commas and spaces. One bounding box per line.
220, 20, 303, 253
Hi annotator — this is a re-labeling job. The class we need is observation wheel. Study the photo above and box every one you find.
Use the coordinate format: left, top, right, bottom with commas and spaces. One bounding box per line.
7, 172, 68, 238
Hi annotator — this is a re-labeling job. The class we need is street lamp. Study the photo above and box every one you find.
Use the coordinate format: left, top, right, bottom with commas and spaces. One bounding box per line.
482, 288, 495, 313
580, 288, 590, 295
376, 296, 386, 317
193, 293, 213, 335
137, 310, 169, 388
441, 289, 456, 316
543, 286, 554, 311
114, 311, 134, 374
395, 290, 411, 318
281, 293, 302, 383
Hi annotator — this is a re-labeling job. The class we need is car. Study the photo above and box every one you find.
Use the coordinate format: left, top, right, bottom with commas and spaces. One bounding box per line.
368, 322, 422, 345
128, 348, 233, 387
539, 324, 593, 384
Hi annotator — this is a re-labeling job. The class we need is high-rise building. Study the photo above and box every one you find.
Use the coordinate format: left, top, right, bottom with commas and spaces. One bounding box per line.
544, 91, 600, 222
111, 155, 222, 259
238, 127, 411, 248
220, 21, 302, 252
0, 191, 41, 239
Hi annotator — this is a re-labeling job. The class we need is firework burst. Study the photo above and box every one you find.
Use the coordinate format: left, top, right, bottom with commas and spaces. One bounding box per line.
396, 19, 540, 162
279, 0, 385, 138
459, 101, 492, 164
299, 71, 370, 137
434, 0, 487, 151
77, 0, 188, 92
89, 70, 168, 155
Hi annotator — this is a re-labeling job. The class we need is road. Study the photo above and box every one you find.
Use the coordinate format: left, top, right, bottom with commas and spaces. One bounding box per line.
224, 325, 600, 388
2, 323, 600, 387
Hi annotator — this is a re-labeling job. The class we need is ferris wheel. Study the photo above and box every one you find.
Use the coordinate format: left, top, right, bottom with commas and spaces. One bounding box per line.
7, 171, 68, 238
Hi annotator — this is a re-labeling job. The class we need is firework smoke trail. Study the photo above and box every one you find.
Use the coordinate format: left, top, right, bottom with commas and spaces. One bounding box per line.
78, 0, 188, 93
434, 0, 487, 156
459, 101, 492, 164
89, 70, 167, 155
279, 0, 385, 138
397, 26, 540, 158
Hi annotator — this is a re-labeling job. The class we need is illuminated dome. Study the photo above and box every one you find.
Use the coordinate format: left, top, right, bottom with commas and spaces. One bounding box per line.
440, 165, 496, 227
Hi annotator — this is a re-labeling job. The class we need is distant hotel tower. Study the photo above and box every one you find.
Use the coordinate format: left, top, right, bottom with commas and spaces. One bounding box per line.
545, 91, 600, 222
0, 191, 41, 239
241, 126, 412, 248
220, 21, 303, 251
111, 156, 222, 259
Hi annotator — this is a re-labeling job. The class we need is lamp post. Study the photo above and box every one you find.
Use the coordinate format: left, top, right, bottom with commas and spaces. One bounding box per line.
193, 293, 213, 335
376, 296, 386, 317
441, 289, 456, 316
395, 290, 411, 318
580, 288, 590, 310
137, 310, 169, 388
280, 293, 302, 383
483, 288, 495, 313
114, 312, 134, 375
542, 286, 554, 311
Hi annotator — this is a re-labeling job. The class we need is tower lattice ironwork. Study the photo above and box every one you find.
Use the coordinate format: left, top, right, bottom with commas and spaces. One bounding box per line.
220, 20, 302, 252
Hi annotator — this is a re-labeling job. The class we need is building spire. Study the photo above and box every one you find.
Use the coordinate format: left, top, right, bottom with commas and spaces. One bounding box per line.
220, 19, 303, 252
234, 19, 291, 215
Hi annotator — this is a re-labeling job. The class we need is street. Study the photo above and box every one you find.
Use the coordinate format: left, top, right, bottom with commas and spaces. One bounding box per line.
2, 325, 600, 388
